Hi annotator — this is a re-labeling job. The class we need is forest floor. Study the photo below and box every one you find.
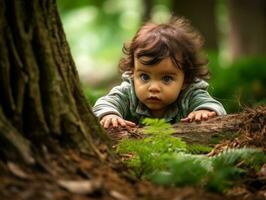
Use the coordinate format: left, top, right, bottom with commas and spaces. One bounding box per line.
0, 107, 265, 200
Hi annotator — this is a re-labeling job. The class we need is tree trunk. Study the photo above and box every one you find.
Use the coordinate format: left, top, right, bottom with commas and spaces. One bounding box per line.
0, 0, 108, 164
109, 106, 266, 148
227, 0, 266, 60
142, 0, 153, 22
172, 0, 218, 51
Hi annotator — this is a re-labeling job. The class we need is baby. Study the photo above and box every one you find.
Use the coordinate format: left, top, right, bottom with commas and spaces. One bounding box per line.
93, 17, 226, 128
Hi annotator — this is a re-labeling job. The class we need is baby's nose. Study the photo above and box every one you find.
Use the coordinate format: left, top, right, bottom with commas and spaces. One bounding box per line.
148, 82, 160, 93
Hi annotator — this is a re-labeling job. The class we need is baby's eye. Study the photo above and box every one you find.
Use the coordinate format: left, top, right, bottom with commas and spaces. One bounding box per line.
162, 76, 173, 84
140, 73, 150, 82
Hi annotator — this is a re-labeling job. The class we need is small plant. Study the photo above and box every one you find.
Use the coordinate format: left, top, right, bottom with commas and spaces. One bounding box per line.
142, 118, 174, 135
153, 148, 265, 192
117, 118, 187, 177
207, 148, 265, 192
152, 153, 210, 186
116, 118, 266, 192
187, 144, 213, 154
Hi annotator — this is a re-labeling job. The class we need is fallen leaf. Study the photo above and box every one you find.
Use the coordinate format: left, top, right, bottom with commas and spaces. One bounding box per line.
7, 162, 29, 179
109, 190, 130, 200
57, 179, 102, 194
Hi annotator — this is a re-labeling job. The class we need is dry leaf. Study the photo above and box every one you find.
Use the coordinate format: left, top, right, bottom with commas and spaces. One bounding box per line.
109, 190, 130, 200
57, 179, 102, 194
7, 162, 29, 179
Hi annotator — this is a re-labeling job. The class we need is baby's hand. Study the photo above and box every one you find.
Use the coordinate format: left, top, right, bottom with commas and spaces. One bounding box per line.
100, 114, 136, 129
181, 110, 217, 123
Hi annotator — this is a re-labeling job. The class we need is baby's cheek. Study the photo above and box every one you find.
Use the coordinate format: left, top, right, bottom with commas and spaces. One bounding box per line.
135, 87, 147, 101
164, 92, 179, 104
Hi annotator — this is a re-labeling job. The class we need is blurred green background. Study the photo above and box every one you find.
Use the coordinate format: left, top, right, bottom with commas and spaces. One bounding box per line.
58, 0, 266, 113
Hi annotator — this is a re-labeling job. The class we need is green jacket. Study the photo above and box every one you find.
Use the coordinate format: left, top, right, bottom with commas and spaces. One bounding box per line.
93, 73, 226, 124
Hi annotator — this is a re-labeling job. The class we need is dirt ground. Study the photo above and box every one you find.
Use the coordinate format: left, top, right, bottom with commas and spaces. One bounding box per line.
0, 107, 265, 200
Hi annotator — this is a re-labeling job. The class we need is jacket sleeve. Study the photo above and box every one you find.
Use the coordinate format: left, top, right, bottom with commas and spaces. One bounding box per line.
92, 81, 130, 119
188, 89, 226, 115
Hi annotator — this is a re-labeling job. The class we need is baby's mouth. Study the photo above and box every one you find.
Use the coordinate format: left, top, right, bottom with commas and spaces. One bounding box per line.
147, 96, 161, 102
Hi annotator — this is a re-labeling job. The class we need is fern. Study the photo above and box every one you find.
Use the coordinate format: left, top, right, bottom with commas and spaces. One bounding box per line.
117, 136, 187, 177
117, 118, 187, 177
116, 118, 266, 193
187, 144, 213, 154
153, 148, 265, 192
152, 153, 210, 186
142, 118, 175, 135
211, 148, 265, 167
205, 148, 266, 192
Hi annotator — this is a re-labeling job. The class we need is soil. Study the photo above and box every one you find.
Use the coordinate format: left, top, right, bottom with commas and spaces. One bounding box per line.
0, 107, 265, 200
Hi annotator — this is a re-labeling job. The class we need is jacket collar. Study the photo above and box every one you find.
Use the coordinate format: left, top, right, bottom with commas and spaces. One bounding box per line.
135, 101, 179, 123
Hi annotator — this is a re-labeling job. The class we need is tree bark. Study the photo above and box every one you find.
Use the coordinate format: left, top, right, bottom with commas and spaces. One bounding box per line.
171, 114, 241, 144
0, 0, 109, 164
109, 107, 266, 146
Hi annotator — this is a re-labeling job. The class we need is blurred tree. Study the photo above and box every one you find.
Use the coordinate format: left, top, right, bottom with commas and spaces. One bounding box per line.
227, 0, 266, 60
0, 0, 108, 164
142, 0, 153, 22
172, 0, 218, 51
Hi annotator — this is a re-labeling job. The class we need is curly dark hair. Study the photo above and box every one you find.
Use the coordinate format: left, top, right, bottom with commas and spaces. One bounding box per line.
118, 16, 210, 84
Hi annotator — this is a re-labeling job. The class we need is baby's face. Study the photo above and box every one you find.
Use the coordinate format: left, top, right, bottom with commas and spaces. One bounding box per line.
133, 57, 185, 118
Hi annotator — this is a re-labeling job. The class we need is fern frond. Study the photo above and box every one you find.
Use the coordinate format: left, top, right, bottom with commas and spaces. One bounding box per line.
152, 153, 210, 186
187, 144, 213, 154
117, 118, 265, 193
142, 118, 174, 135
211, 148, 265, 167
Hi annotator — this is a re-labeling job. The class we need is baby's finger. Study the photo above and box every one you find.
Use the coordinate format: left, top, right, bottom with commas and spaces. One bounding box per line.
180, 117, 189, 122
202, 112, 209, 120
188, 112, 195, 122
103, 118, 111, 129
124, 120, 136, 127
117, 118, 127, 127
194, 113, 202, 121
181, 112, 194, 122
112, 117, 118, 127
208, 111, 217, 117
100, 119, 105, 126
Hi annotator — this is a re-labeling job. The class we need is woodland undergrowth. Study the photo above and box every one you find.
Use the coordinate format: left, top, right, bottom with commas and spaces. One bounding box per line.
116, 118, 265, 193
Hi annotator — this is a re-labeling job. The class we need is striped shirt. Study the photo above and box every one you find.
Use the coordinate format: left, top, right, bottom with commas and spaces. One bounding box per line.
93, 73, 226, 124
